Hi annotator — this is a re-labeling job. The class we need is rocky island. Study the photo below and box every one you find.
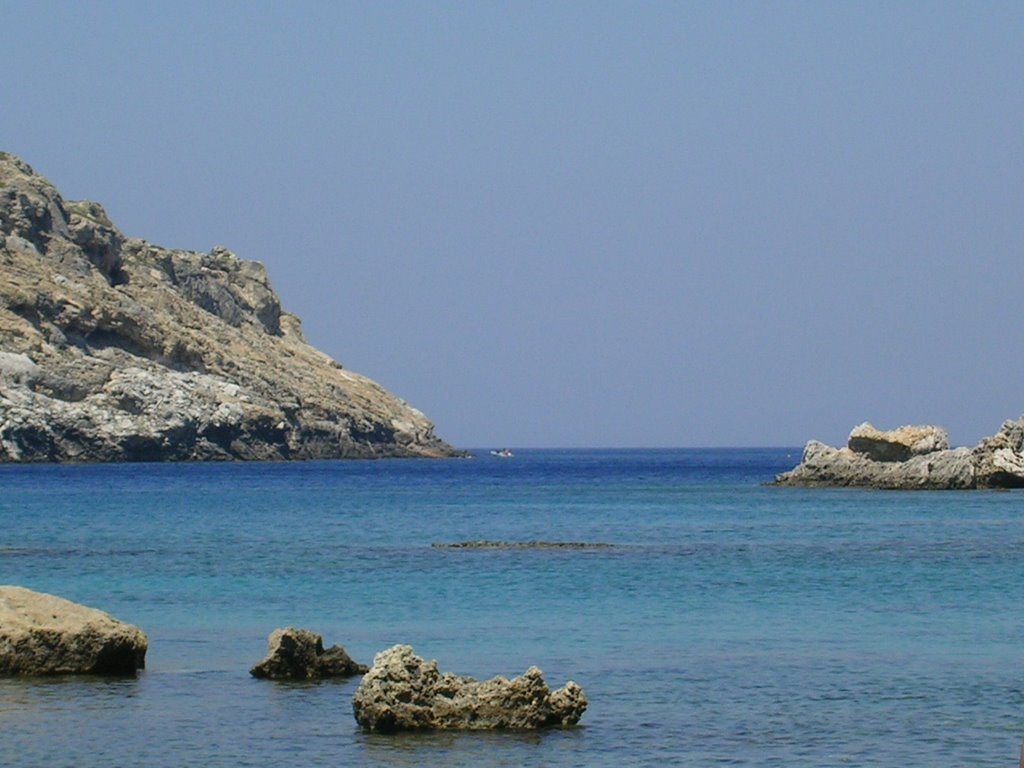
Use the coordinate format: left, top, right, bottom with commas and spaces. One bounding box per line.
774, 419, 1024, 489
0, 153, 459, 461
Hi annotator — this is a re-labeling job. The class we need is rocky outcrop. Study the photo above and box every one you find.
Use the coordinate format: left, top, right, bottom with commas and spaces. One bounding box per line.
0, 586, 147, 675
0, 152, 459, 461
973, 418, 1024, 488
250, 628, 367, 680
846, 422, 949, 462
352, 644, 587, 731
774, 419, 1024, 489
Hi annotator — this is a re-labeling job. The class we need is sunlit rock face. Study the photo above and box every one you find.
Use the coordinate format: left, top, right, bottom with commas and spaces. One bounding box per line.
0, 586, 147, 676
0, 152, 460, 461
846, 422, 949, 463
352, 644, 588, 732
774, 419, 1024, 490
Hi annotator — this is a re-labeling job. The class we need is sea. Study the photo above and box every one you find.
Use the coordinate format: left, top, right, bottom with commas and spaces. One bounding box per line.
1, 448, 1022, 767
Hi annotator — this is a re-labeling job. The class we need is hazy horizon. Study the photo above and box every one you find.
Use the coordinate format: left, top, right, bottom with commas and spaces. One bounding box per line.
4, 2, 1022, 450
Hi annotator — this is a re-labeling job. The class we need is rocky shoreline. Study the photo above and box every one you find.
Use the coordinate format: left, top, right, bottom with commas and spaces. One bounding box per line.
774, 418, 1024, 489
0, 153, 459, 461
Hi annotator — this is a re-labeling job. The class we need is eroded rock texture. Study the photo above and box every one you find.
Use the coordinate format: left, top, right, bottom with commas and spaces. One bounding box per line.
352, 644, 587, 731
774, 419, 1024, 489
0, 585, 147, 676
0, 153, 459, 461
250, 627, 367, 680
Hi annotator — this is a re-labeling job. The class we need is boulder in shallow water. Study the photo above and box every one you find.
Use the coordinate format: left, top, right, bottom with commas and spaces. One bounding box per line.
250, 627, 367, 680
351, 644, 587, 731
0, 586, 147, 675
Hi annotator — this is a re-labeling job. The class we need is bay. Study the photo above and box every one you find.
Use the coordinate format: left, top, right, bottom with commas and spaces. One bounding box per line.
1, 449, 1022, 766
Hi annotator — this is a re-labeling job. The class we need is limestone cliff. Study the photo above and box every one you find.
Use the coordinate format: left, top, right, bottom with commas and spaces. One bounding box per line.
0, 152, 459, 461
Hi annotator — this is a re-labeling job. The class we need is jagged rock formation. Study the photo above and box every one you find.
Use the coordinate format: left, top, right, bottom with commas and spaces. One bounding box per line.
250, 627, 367, 680
0, 585, 147, 675
774, 419, 1024, 489
0, 153, 459, 460
352, 644, 587, 731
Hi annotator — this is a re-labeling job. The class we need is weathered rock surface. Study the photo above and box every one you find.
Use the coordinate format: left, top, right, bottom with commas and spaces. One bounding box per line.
847, 422, 949, 462
352, 644, 587, 731
0, 585, 147, 675
0, 152, 459, 461
973, 418, 1024, 488
250, 627, 367, 680
774, 418, 1024, 489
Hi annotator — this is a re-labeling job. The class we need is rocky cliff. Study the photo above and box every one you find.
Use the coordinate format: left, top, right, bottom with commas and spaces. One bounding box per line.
0, 152, 458, 461
774, 419, 1024, 489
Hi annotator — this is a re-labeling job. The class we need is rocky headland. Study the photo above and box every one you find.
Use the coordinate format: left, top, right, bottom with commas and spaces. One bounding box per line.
0, 152, 459, 461
774, 419, 1024, 489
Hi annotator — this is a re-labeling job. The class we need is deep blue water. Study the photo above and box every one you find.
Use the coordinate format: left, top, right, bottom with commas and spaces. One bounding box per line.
2, 448, 1023, 766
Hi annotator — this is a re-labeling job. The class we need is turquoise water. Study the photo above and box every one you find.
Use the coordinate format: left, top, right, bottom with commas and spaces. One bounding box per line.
1, 448, 1023, 766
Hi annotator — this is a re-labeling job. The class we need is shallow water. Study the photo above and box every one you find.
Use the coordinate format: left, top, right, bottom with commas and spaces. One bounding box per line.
2, 449, 1022, 766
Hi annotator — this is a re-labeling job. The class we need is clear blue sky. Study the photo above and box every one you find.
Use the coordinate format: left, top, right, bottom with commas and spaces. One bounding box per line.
4, 1, 1022, 448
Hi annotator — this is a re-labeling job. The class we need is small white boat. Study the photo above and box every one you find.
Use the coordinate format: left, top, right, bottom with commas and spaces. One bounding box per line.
490, 449, 514, 458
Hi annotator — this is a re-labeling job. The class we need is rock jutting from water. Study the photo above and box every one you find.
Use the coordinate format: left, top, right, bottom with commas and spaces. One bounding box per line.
773, 419, 1024, 489
351, 644, 587, 731
249, 627, 368, 680
0, 585, 147, 675
0, 152, 460, 461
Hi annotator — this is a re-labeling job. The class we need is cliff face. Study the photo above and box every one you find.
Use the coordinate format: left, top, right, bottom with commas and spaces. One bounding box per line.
0, 152, 459, 461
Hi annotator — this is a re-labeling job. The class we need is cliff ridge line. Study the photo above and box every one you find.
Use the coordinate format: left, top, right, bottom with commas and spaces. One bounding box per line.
0, 152, 458, 461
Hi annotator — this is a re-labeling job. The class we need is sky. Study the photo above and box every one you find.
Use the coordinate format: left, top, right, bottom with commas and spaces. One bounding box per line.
3, 1, 1022, 449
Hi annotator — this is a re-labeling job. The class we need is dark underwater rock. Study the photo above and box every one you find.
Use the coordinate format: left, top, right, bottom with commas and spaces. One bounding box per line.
432, 540, 614, 549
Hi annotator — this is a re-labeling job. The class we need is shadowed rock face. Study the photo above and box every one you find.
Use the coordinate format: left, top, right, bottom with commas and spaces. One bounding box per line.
352, 644, 587, 731
0, 586, 147, 676
774, 419, 1024, 490
249, 628, 368, 680
0, 153, 460, 461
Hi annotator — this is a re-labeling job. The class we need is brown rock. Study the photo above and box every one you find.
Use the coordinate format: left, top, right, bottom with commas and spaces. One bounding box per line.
352, 644, 587, 731
0, 586, 147, 675
847, 422, 949, 462
250, 627, 367, 680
